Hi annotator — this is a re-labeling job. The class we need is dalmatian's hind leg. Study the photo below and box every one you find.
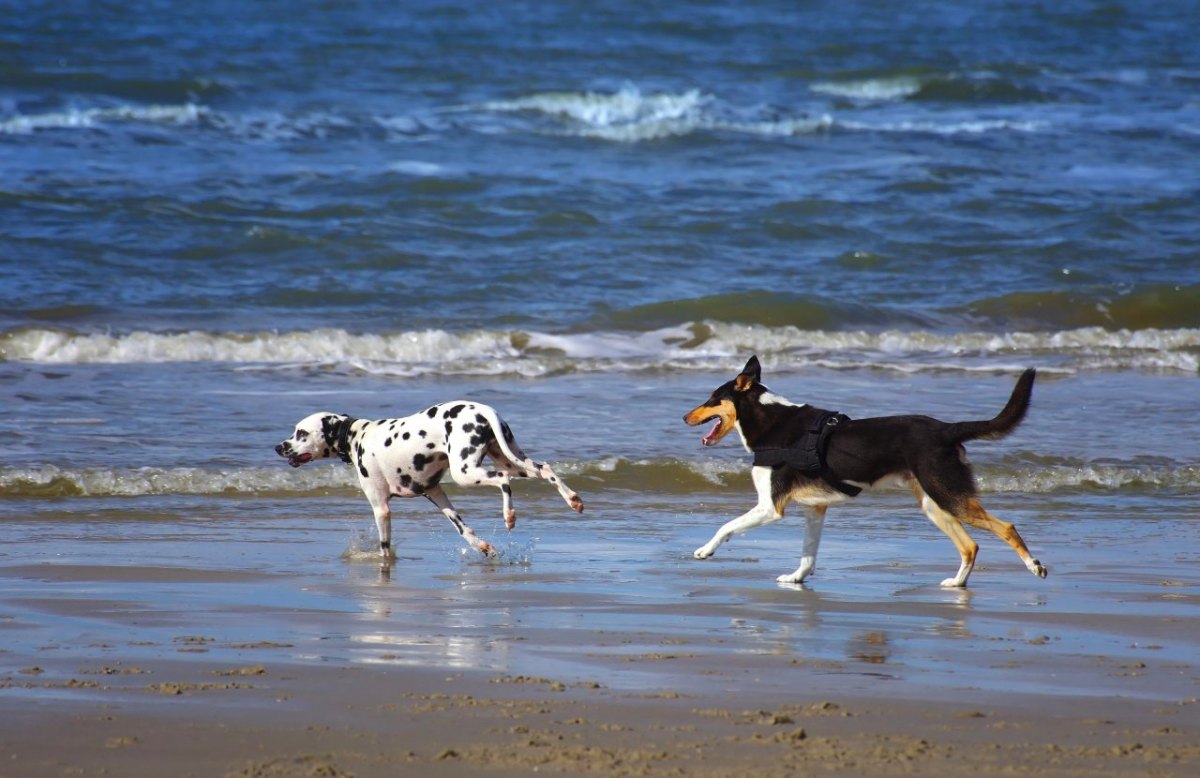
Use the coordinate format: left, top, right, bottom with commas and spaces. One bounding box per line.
450, 445, 522, 529
490, 429, 583, 517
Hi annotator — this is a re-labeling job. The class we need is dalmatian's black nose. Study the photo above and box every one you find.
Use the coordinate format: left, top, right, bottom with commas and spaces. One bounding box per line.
275, 443, 287, 456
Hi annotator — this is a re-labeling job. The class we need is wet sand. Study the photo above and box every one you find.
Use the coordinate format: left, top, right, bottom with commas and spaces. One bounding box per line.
5, 657, 1199, 778
2, 490, 1199, 776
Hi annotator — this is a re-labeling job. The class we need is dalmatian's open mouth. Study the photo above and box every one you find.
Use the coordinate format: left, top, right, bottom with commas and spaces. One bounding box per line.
288, 453, 314, 467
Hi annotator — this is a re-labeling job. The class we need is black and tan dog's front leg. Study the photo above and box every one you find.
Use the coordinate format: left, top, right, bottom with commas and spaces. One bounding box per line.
694, 468, 782, 559
775, 504, 828, 584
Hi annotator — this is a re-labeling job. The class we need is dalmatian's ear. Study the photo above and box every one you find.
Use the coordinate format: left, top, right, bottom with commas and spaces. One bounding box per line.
320, 414, 343, 443
319, 414, 355, 461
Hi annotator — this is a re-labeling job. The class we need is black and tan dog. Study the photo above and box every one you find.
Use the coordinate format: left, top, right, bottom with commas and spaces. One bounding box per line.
683, 356, 1048, 588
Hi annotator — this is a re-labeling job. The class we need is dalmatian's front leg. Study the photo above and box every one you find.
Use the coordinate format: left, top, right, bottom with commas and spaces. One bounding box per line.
425, 486, 496, 557
362, 485, 395, 560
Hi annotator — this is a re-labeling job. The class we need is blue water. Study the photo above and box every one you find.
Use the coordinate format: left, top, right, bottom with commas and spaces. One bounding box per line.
3, 0, 1199, 335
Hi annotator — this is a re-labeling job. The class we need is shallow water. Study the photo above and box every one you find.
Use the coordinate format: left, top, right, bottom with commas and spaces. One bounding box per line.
3, 479, 1197, 705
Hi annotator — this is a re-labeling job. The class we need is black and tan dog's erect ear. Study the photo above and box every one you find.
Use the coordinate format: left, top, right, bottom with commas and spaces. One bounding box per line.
734, 355, 761, 391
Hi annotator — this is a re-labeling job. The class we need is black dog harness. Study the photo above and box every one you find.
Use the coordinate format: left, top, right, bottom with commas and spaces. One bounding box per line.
752, 411, 862, 496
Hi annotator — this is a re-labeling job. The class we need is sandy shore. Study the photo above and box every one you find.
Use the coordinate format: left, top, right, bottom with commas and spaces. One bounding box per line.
4, 636, 1198, 777
3, 491, 1199, 777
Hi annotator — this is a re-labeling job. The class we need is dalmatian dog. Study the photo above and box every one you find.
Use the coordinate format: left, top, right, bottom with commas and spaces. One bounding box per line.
275, 401, 584, 559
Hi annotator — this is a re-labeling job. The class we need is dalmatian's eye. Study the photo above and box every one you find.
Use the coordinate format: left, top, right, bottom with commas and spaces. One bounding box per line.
295, 430, 309, 440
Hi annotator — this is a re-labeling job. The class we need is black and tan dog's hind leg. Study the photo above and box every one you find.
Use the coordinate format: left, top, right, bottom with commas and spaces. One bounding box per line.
912, 481, 1048, 588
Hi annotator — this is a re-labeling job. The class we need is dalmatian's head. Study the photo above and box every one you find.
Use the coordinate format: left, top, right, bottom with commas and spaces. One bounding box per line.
275, 412, 351, 467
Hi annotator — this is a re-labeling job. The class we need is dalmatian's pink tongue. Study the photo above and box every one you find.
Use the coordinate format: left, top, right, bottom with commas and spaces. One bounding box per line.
288, 453, 314, 467
701, 420, 721, 446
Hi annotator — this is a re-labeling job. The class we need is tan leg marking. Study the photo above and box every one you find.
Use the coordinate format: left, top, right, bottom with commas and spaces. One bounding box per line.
958, 498, 1048, 578
913, 482, 978, 587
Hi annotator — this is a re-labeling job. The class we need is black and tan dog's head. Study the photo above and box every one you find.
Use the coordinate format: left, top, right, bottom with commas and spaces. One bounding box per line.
275, 412, 352, 467
683, 355, 764, 446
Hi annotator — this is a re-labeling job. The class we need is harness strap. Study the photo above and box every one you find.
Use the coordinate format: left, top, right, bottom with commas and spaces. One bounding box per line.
752, 411, 862, 497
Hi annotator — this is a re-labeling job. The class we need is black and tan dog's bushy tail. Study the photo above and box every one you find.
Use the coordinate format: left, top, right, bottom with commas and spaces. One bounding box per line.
946, 368, 1037, 443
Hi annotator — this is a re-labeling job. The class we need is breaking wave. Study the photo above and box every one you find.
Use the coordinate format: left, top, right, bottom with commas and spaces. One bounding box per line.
2, 458, 1195, 500
476, 85, 1045, 141
0, 84, 1043, 145
2, 323, 1197, 375
0, 464, 357, 499
811, 76, 925, 102
0, 103, 206, 135
2, 72, 1188, 146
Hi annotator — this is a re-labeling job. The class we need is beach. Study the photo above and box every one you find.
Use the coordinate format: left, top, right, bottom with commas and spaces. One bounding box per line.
3, 0, 1200, 774
6, 663, 1198, 778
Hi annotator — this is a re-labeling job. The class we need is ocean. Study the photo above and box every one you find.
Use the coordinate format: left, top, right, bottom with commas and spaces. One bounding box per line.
1, 0, 1199, 702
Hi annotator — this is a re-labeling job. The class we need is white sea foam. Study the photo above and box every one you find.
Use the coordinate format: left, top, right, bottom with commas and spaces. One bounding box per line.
483, 85, 712, 142
0, 464, 356, 498
0, 102, 383, 143
0, 327, 520, 366
477, 85, 1048, 142
486, 86, 707, 126
711, 114, 836, 137
0, 103, 206, 134
2, 325, 1197, 375
482, 87, 830, 142
0, 90, 1043, 145
387, 160, 446, 176
2, 460, 1194, 500
526, 327, 695, 359
811, 77, 924, 102
980, 464, 1200, 494
838, 117, 1047, 135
